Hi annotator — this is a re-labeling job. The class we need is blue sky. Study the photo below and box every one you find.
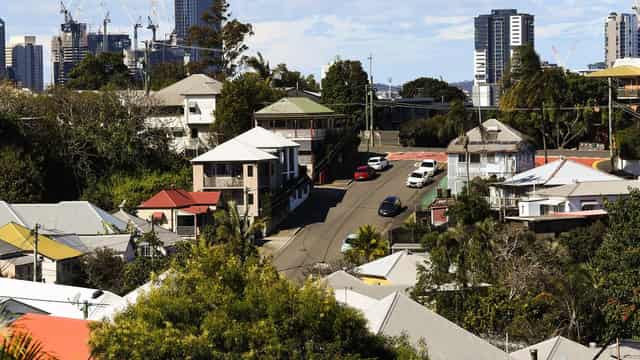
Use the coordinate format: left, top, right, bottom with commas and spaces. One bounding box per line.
1, 0, 632, 86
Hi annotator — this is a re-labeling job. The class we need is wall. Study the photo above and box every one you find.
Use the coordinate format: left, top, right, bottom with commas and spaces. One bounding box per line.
243, 162, 260, 218
193, 164, 204, 192
617, 158, 640, 176
136, 208, 175, 232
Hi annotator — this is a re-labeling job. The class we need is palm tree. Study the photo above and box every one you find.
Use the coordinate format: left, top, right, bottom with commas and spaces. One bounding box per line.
245, 52, 271, 81
346, 225, 388, 264
210, 201, 266, 264
0, 319, 53, 360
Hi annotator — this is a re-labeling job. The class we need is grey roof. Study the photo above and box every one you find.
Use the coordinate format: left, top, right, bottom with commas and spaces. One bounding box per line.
191, 138, 278, 163
354, 251, 430, 286
54, 234, 133, 254
322, 270, 411, 299
446, 118, 530, 154
339, 291, 508, 360
255, 97, 335, 115
0, 240, 23, 258
112, 209, 182, 248
501, 159, 620, 187
510, 336, 598, 360
152, 74, 222, 106
533, 180, 640, 198
0, 201, 128, 235
0, 297, 49, 318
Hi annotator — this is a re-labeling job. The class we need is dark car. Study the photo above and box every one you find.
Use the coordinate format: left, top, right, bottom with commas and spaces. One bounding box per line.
354, 165, 376, 181
378, 196, 402, 217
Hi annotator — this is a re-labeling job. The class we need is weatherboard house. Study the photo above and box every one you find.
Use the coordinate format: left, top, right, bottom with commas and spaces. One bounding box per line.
446, 119, 535, 195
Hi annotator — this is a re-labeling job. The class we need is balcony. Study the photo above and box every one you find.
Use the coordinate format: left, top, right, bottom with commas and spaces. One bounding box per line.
487, 196, 519, 210
618, 87, 640, 99
203, 176, 244, 188
271, 128, 327, 140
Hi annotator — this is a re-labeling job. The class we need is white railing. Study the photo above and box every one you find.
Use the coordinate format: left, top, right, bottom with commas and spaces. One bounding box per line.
487, 196, 519, 209
272, 128, 327, 139
203, 176, 244, 188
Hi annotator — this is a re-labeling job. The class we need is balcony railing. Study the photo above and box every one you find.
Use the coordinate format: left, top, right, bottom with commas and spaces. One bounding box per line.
203, 176, 244, 188
618, 87, 640, 99
487, 196, 519, 210
176, 226, 196, 237
271, 128, 327, 139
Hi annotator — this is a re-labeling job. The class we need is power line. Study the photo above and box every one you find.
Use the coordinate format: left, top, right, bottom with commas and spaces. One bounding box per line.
5, 295, 113, 307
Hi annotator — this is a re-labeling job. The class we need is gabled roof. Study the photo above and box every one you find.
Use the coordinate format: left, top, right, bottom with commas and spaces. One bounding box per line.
112, 209, 182, 247
447, 118, 529, 154
510, 336, 597, 360
0, 223, 83, 261
0, 277, 122, 319
337, 291, 508, 360
322, 270, 411, 300
256, 97, 335, 115
152, 74, 222, 106
355, 251, 429, 286
10, 314, 92, 360
586, 65, 640, 78
0, 201, 128, 235
534, 180, 640, 198
138, 189, 221, 209
502, 159, 621, 187
55, 234, 133, 254
191, 138, 278, 163
234, 126, 300, 148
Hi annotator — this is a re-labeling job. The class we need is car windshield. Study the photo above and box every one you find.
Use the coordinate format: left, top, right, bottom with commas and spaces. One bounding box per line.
422, 161, 434, 168
368, 158, 379, 163
411, 172, 423, 178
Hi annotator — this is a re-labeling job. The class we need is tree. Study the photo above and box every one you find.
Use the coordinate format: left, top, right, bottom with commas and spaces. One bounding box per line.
345, 225, 388, 265
187, 0, 253, 78
212, 73, 283, 142
399, 116, 446, 147
89, 244, 424, 359
0, 325, 52, 360
150, 62, 187, 91
245, 52, 271, 80
81, 248, 125, 294
0, 148, 43, 203
399, 77, 466, 102
67, 53, 131, 90
446, 183, 491, 226
210, 203, 265, 262
271, 63, 320, 92
321, 59, 369, 123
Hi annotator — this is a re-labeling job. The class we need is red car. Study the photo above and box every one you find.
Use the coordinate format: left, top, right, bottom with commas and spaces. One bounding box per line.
354, 165, 376, 181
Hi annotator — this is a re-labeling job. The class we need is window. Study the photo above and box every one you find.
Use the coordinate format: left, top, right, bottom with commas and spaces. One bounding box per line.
248, 193, 254, 205
188, 102, 199, 114
486, 153, 496, 163
247, 165, 254, 177
288, 148, 295, 173
470, 154, 481, 163
190, 128, 199, 139
458, 154, 466, 162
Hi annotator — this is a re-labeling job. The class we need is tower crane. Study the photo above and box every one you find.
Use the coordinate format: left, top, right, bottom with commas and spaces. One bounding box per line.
147, 16, 159, 43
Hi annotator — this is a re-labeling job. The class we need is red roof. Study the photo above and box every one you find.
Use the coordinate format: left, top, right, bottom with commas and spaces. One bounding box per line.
181, 205, 210, 215
139, 189, 221, 209
10, 314, 92, 360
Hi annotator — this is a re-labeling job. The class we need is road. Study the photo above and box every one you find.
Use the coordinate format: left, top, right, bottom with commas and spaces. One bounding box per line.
272, 160, 442, 282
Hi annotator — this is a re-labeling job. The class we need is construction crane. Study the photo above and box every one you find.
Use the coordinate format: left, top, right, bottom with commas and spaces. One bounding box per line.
551, 44, 576, 69
147, 16, 159, 43
634, 0, 640, 18
60, 1, 74, 24
103, 11, 111, 53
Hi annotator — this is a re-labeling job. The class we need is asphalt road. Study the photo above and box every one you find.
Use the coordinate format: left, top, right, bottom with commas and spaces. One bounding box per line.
272, 160, 442, 282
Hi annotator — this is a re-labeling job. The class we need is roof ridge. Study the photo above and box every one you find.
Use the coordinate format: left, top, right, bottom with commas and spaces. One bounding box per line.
377, 291, 402, 334
0, 202, 27, 227
544, 158, 567, 185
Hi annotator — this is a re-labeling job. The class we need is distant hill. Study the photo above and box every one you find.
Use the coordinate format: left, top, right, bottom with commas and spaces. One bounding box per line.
450, 80, 473, 94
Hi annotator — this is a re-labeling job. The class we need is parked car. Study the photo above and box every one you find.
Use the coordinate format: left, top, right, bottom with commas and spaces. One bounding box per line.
354, 165, 376, 181
341, 233, 358, 253
367, 156, 389, 171
416, 159, 438, 177
406, 169, 430, 188
378, 196, 402, 217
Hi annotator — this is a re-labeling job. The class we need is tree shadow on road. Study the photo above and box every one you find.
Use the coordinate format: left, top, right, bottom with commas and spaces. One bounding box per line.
277, 188, 347, 230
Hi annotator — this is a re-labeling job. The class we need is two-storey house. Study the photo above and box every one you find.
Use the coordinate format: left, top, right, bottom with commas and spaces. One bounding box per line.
447, 119, 535, 195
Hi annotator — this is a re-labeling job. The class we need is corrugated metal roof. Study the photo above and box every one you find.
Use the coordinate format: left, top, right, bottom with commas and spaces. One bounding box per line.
139, 189, 221, 209
152, 74, 222, 106
586, 65, 640, 78
502, 159, 621, 187
510, 336, 598, 360
191, 138, 278, 162
534, 180, 640, 198
0, 223, 83, 261
256, 97, 335, 115
112, 210, 182, 247
447, 118, 529, 154
10, 314, 92, 360
354, 251, 429, 286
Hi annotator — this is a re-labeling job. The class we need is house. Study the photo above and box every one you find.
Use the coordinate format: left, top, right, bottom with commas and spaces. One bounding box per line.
254, 97, 346, 180
192, 126, 311, 227
322, 270, 413, 300
136, 189, 221, 239
446, 118, 535, 195
335, 290, 509, 360
510, 336, 598, 360
489, 158, 621, 211
354, 250, 430, 287
146, 74, 223, 155
0, 297, 49, 320
9, 314, 93, 360
0, 277, 122, 319
112, 208, 183, 256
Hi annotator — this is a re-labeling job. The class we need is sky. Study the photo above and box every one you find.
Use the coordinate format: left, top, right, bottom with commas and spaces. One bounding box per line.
0, 0, 633, 86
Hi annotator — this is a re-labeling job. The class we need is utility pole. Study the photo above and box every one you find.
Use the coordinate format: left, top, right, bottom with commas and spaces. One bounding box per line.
365, 84, 370, 156
368, 54, 374, 148
33, 224, 39, 282
609, 77, 614, 167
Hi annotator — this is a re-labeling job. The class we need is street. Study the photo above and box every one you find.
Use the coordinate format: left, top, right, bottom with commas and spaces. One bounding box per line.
272, 160, 442, 281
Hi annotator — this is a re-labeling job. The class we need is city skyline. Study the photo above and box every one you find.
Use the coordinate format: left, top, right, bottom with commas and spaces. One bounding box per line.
1, 0, 636, 87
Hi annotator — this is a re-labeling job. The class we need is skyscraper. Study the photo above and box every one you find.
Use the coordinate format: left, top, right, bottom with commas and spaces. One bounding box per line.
472, 9, 534, 107
0, 18, 6, 76
605, 12, 639, 68
174, 0, 216, 42
10, 36, 43, 92
51, 10, 88, 85
87, 33, 132, 55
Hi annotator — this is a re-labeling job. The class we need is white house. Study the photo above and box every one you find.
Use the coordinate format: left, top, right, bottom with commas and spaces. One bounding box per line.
146, 74, 222, 155
446, 119, 535, 196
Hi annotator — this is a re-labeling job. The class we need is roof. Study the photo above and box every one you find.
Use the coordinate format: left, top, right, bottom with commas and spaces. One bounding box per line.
91, 271, 168, 320
139, 189, 221, 209
322, 271, 412, 300
0, 277, 122, 319
0, 240, 23, 258
501, 159, 621, 187
152, 74, 222, 106
0, 223, 83, 261
191, 138, 278, 163
586, 65, 640, 78
337, 291, 508, 360
533, 180, 640, 198
111, 209, 182, 248
10, 314, 92, 360
446, 118, 529, 154
255, 97, 335, 115
354, 251, 430, 286
0, 201, 128, 235
510, 336, 597, 360
233, 126, 300, 148
55, 234, 133, 254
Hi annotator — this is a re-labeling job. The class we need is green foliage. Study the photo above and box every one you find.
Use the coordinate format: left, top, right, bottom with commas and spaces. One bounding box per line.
67, 53, 132, 90
398, 116, 447, 147
271, 63, 320, 92
0, 147, 43, 203
399, 77, 466, 102
81, 248, 126, 294
212, 72, 283, 142
321, 59, 369, 123
617, 126, 640, 160
0, 326, 53, 360
89, 244, 421, 359
150, 62, 187, 91
345, 224, 389, 265
209, 204, 265, 262
446, 184, 491, 226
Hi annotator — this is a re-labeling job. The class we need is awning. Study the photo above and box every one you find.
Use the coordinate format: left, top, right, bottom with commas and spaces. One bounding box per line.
541, 199, 564, 206
181, 206, 209, 215
152, 212, 165, 221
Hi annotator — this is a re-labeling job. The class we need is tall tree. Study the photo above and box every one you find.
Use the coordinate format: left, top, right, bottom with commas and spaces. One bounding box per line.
150, 62, 188, 91
399, 77, 466, 102
66, 53, 131, 90
187, 0, 253, 79
321, 59, 369, 123
245, 52, 271, 80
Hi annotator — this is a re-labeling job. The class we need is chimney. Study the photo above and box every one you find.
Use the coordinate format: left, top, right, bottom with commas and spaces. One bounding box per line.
530, 349, 538, 360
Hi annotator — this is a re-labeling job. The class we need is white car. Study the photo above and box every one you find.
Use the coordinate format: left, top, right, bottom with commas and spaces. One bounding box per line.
406, 169, 430, 188
341, 233, 358, 253
416, 159, 438, 177
367, 156, 389, 171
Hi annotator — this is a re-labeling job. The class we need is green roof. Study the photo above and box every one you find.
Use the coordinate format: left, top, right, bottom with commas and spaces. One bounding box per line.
256, 97, 335, 115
